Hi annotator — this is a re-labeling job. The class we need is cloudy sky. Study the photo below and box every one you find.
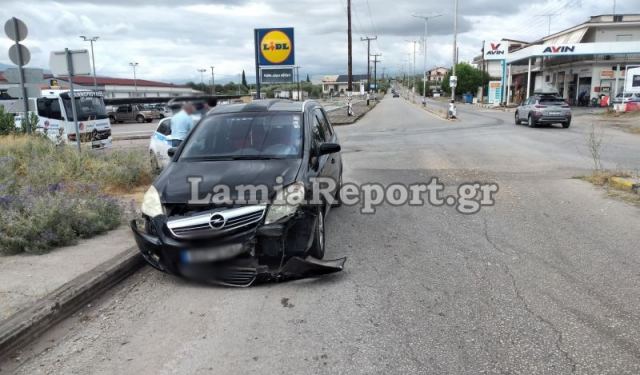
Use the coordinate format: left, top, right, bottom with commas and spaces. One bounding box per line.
0, 0, 636, 84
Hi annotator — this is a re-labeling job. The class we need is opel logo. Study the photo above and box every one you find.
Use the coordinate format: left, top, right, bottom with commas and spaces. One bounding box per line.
209, 213, 226, 230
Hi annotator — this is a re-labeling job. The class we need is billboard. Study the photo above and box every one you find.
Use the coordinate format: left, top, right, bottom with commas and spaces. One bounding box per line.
484, 41, 508, 60
625, 67, 640, 93
260, 68, 294, 84
255, 28, 295, 66
488, 81, 502, 104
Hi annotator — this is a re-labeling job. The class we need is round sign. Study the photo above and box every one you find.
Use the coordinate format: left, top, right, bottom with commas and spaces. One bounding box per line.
260, 30, 292, 64
8, 43, 30, 66
4, 18, 28, 42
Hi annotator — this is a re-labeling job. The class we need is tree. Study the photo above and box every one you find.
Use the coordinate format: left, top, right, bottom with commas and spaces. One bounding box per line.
441, 63, 490, 97
241, 70, 248, 88
306, 74, 310, 83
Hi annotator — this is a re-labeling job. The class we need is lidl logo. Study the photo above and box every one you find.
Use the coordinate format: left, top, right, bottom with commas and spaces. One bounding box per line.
256, 28, 295, 66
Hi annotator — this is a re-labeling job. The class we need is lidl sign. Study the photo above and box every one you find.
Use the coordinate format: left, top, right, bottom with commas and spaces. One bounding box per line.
255, 28, 295, 66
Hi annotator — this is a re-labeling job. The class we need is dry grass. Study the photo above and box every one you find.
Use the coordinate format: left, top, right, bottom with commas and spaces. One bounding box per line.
580, 170, 633, 186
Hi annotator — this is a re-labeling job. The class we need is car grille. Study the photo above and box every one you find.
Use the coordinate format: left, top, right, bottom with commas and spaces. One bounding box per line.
167, 205, 266, 239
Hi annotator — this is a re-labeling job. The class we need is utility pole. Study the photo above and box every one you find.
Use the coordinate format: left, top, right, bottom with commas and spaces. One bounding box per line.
613, 0, 616, 15
210, 66, 215, 95
80, 36, 99, 91
451, 0, 458, 102
406, 40, 418, 99
361, 36, 377, 92
129, 62, 138, 97
347, 0, 353, 92
294, 66, 302, 101
371, 54, 381, 92
412, 14, 442, 102
538, 13, 554, 35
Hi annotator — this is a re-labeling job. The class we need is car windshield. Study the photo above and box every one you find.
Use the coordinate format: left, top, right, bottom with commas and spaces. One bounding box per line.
539, 97, 565, 105
62, 96, 108, 121
179, 112, 303, 160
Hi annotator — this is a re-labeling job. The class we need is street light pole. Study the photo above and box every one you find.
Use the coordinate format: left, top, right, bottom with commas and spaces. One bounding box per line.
412, 14, 441, 104
210, 66, 215, 95
80, 36, 99, 91
129, 62, 139, 97
197, 68, 207, 92
451, 0, 458, 102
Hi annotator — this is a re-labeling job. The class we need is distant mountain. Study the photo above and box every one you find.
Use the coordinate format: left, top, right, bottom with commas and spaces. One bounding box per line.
0, 62, 13, 71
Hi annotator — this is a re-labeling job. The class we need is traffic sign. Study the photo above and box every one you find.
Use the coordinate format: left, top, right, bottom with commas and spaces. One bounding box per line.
7, 86, 40, 100
3, 67, 43, 84
50, 49, 91, 76
8, 43, 30, 66
449, 75, 458, 88
4, 17, 28, 42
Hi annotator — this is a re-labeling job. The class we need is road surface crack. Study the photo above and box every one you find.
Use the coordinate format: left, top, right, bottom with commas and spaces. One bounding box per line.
483, 220, 578, 373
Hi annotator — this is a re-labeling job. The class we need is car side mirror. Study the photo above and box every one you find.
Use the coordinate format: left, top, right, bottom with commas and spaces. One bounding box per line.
167, 147, 176, 157
318, 142, 341, 156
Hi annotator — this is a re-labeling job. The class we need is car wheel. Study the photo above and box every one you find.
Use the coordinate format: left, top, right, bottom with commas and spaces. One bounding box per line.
527, 114, 536, 128
308, 207, 325, 259
109, 115, 115, 123
514, 112, 521, 125
146, 119, 153, 123
136, 115, 145, 123
562, 120, 571, 128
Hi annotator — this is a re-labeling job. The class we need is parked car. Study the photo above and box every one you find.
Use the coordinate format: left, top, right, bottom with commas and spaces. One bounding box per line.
108, 104, 161, 123
131, 100, 345, 286
149, 117, 180, 170
611, 92, 640, 105
515, 94, 572, 128
393, 92, 400, 98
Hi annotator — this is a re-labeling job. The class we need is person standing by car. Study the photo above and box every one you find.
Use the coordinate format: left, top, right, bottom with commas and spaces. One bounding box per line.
170, 102, 195, 142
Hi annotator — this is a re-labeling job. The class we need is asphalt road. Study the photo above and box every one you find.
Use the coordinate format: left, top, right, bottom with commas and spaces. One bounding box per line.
5, 96, 640, 374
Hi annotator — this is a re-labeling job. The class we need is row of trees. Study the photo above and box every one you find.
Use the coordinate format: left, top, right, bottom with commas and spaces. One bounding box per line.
400, 63, 494, 97
186, 69, 314, 96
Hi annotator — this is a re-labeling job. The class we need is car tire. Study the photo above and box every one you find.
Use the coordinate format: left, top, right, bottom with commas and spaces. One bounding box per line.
109, 116, 115, 123
562, 120, 571, 128
136, 115, 145, 123
308, 207, 325, 259
514, 112, 521, 125
146, 119, 153, 123
527, 114, 536, 128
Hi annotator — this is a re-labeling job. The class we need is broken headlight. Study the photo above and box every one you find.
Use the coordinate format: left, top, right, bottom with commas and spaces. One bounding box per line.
141, 185, 165, 218
265, 182, 305, 224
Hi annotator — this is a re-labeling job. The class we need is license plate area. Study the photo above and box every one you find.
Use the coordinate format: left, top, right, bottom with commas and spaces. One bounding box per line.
180, 243, 245, 264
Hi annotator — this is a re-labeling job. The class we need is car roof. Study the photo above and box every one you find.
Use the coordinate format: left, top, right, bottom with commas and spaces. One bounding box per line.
208, 99, 319, 115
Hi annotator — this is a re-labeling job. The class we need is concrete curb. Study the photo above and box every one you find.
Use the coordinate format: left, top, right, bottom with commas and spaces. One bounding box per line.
112, 135, 150, 141
609, 177, 640, 194
328, 103, 377, 126
0, 247, 144, 360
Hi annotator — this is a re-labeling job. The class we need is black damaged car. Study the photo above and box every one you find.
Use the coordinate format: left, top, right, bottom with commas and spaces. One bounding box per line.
131, 100, 346, 286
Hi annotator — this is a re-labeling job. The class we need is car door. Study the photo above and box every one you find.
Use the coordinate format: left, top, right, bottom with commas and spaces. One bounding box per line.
308, 108, 332, 187
153, 118, 172, 168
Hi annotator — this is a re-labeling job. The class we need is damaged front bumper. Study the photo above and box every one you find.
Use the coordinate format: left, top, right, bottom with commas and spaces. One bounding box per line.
130, 208, 345, 287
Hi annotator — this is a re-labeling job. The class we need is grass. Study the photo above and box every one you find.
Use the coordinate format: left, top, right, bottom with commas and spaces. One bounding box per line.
579, 170, 640, 205
0, 135, 155, 255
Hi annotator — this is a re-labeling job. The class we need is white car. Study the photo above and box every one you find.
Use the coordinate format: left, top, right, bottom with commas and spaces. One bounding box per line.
149, 117, 179, 170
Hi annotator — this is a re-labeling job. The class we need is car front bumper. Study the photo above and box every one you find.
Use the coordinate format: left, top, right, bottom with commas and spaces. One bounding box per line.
130, 208, 345, 286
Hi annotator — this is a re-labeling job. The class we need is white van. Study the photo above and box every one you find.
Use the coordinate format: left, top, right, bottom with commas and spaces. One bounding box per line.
0, 89, 112, 149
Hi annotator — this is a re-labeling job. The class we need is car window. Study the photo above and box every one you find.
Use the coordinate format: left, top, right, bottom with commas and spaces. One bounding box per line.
312, 112, 326, 145
539, 97, 565, 105
314, 108, 333, 139
117, 106, 128, 113
36, 98, 64, 120
157, 119, 171, 136
179, 112, 303, 160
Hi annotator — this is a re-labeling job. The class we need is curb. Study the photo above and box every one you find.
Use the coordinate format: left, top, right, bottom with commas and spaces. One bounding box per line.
609, 177, 640, 193
0, 247, 144, 360
329, 103, 377, 126
112, 135, 150, 141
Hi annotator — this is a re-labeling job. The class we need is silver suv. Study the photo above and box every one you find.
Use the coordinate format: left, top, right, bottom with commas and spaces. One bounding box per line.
515, 94, 572, 128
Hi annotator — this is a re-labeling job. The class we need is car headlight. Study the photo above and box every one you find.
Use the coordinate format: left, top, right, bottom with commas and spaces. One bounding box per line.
141, 185, 165, 218
264, 182, 305, 224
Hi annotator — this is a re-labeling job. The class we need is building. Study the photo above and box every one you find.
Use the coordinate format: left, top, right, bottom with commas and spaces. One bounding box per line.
484, 14, 640, 105
472, 39, 530, 78
0, 73, 200, 99
427, 67, 450, 83
273, 89, 309, 101
321, 74, 368, 95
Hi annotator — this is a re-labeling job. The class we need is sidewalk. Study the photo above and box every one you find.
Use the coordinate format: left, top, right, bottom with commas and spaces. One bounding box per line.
0, 227, 137, 321
327, 100, 377, 125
